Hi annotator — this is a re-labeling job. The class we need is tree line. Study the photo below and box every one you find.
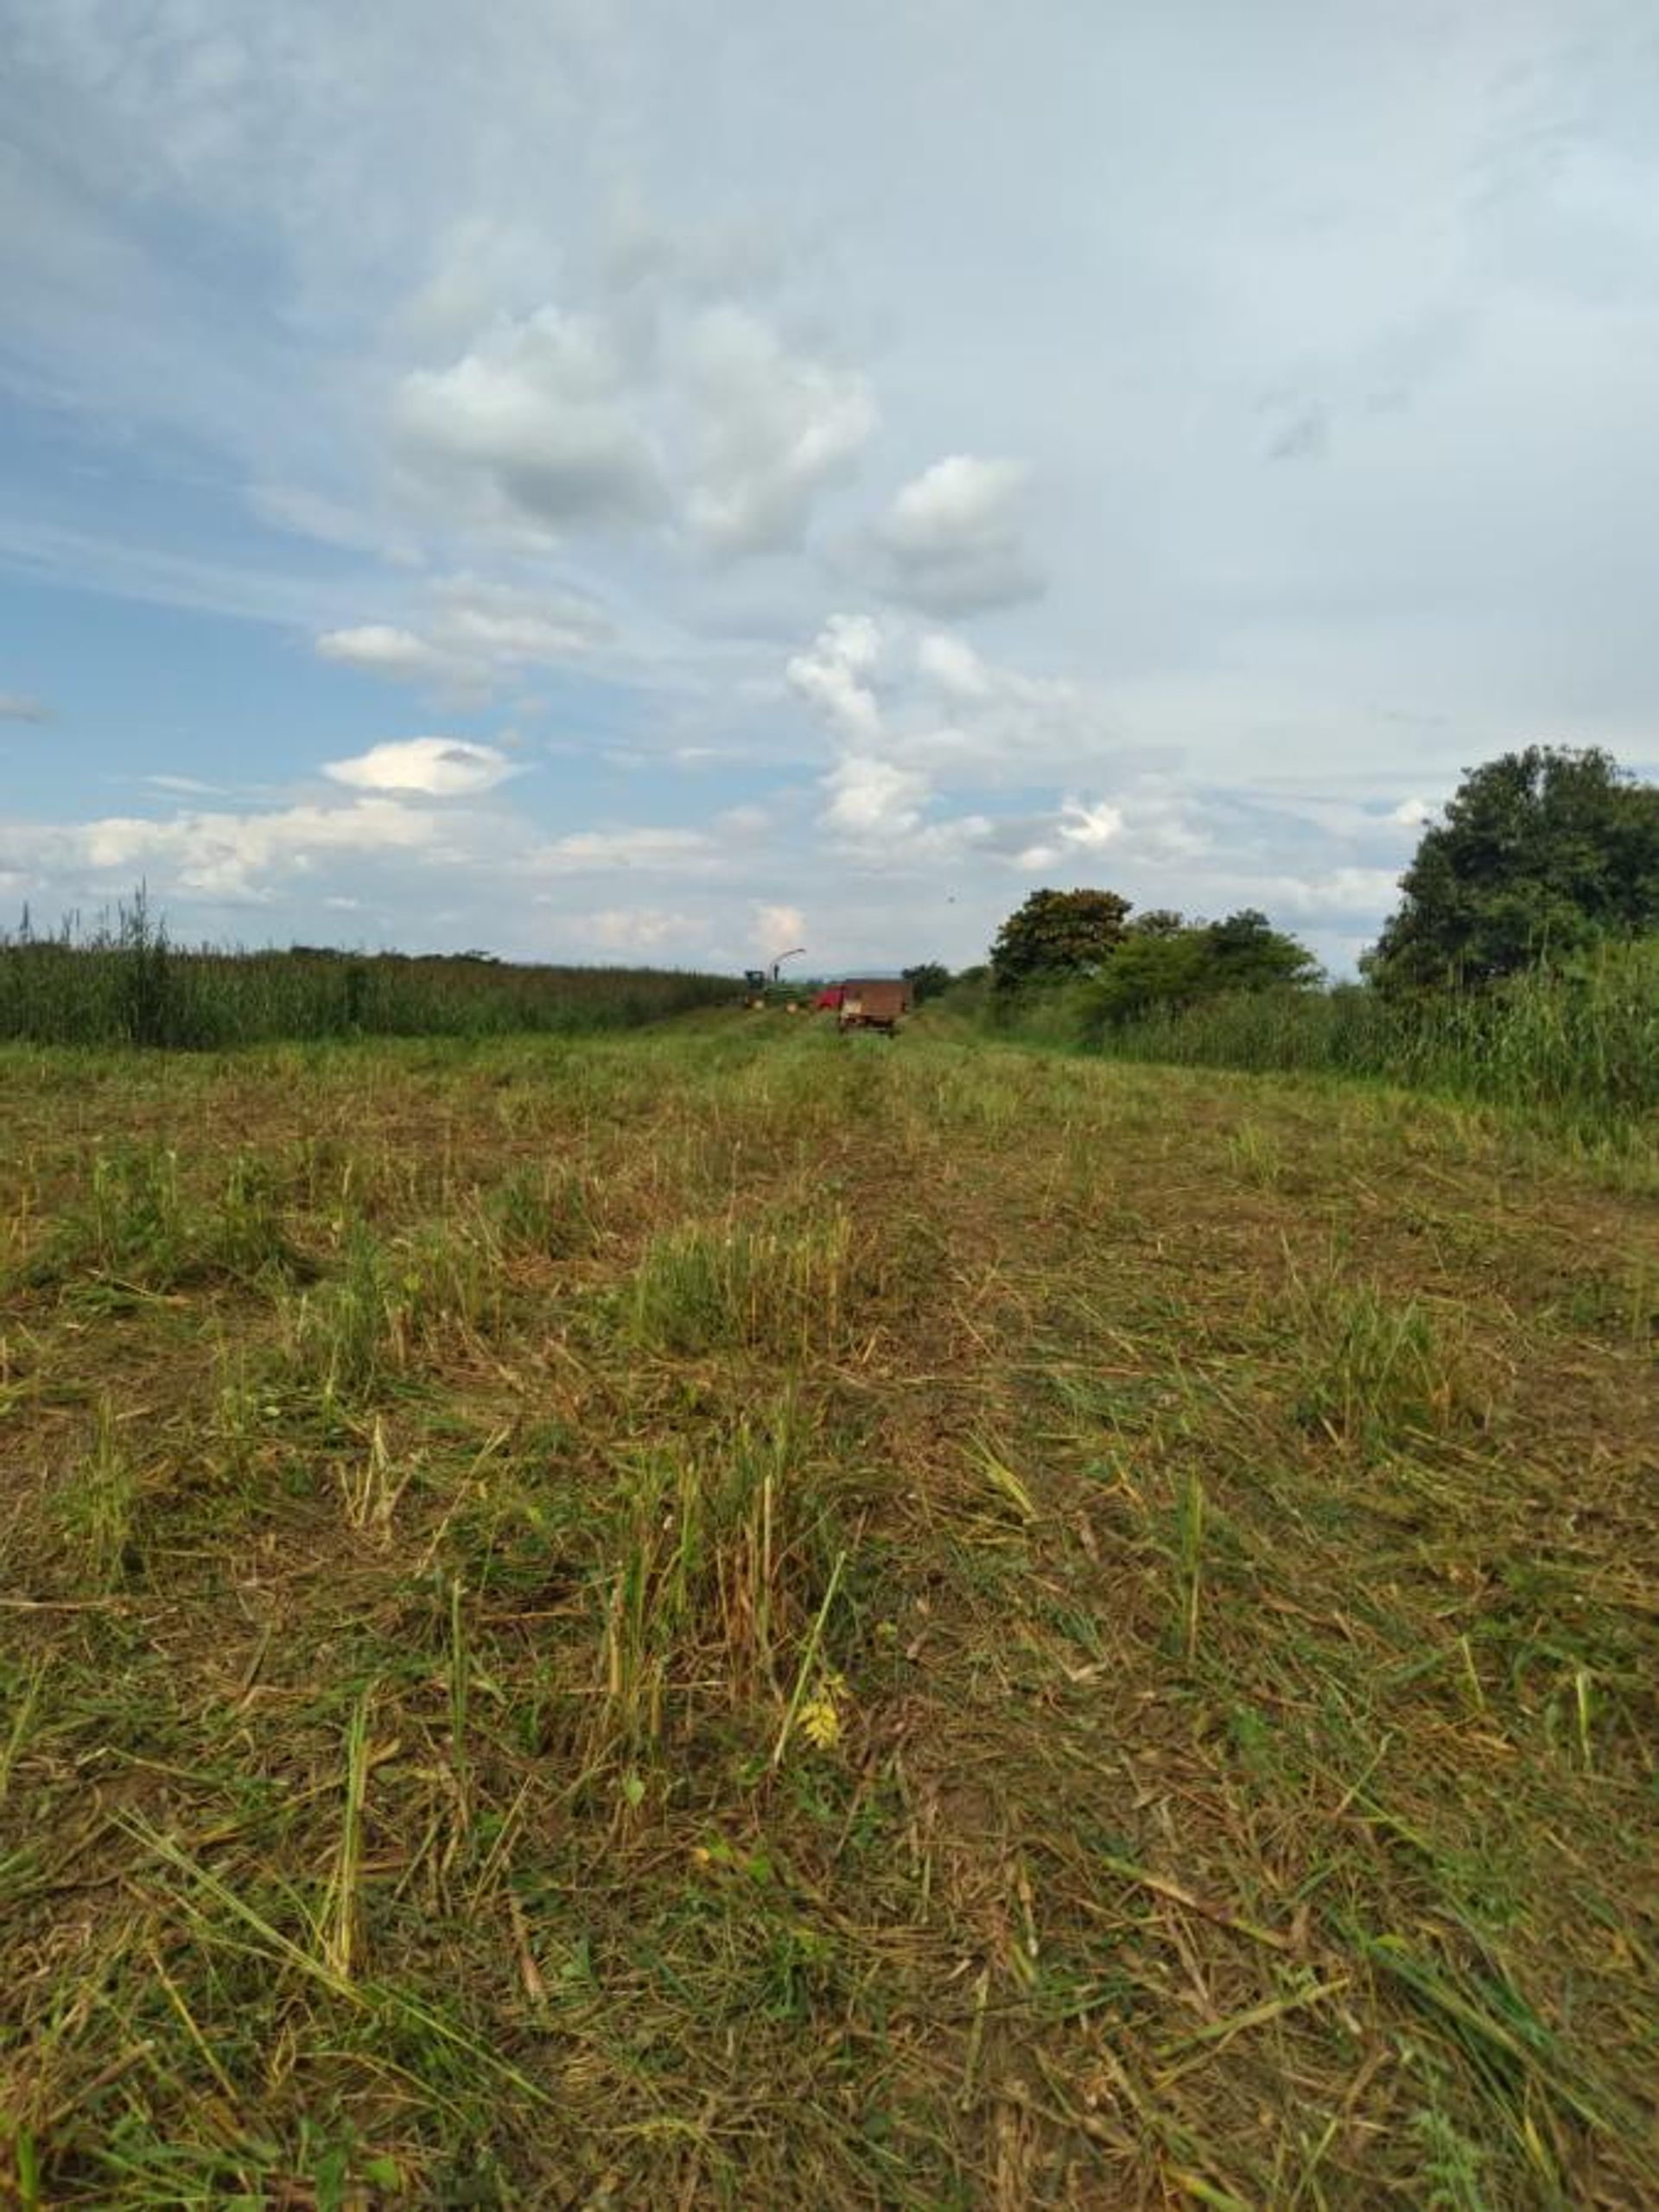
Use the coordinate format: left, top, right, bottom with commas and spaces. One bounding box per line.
912, 746, 1657, 1020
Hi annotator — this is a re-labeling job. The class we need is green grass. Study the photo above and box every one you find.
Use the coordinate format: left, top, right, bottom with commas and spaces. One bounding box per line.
976, 938, 1659, 1144
0, 1014, 1653, 2207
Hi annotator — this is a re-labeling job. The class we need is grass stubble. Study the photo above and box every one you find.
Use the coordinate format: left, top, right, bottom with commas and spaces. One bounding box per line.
0, 1018, 1653, 2207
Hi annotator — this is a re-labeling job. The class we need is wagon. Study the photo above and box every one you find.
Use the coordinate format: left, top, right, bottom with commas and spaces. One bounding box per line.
836, 978, 913, 1034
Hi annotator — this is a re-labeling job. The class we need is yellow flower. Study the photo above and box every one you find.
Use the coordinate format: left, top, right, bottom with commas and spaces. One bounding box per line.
798, 1670, 847, 1751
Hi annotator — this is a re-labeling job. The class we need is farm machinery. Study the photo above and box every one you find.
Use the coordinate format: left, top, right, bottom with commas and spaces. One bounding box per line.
741, 951, 915, 1033
742, 947, 807, 1009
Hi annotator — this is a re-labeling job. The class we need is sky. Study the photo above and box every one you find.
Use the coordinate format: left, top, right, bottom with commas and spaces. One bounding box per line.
3, 0, 1657, 976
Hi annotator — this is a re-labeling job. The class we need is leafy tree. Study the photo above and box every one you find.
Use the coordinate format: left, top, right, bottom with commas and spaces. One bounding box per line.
989, 887, 1130, 990
1367, 746, 1659, 989
1084, 910, 1318, 1027
1125, 908, 1186, 940
1205, 909, 1321, 991
1084, 928, 1211, 1024
902, 961, 952, 1002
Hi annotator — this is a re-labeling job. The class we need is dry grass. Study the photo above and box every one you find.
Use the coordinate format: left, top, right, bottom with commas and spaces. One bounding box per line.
0, 1019, 1654, 2208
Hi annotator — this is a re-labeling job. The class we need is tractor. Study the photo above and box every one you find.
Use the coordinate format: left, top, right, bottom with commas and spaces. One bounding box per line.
742, 948, 807, 1010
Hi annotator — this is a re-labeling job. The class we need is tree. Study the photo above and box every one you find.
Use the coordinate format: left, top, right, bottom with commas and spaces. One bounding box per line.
902, 962, 952, 1003
1205, 909, 1321, 991
1125, 908, 1186, 940
989, 887, 1130, 990
1367, 746, 1659, 989
1082, 910, 1319, 1027
1084, 927, 1211, 1024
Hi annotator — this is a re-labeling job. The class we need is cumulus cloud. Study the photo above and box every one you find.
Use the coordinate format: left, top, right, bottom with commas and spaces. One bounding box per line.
785, 614, 885, 743
392, 287, 874, 558
1, 798, 443, 903
1057, 796, 1125, 850
753, 902, 806, 957
323, 738, 518, 797
1389, 796, 1434, 826
877, 455, 1044, 615
781, 607, 1231, 891
396, 307, 663, 531
789, 612, 1122, 796
686, 306, 876, 554
1008, 796, 1128, 871
0, 693, 49, 723
915, 632, 992, 700
787, 611, 1135, 865
822, 754, 930, 839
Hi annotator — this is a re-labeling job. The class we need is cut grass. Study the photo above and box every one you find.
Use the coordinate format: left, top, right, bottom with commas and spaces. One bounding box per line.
0, 1014, 1654, 2207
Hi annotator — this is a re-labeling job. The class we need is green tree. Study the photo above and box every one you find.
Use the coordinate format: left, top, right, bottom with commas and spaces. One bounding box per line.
1125, 908, 1186, 940
902, 962, 952, 1003
1084, 928, 1211, 1024
1082, 910, 1318, 1027
1367, 746, 1659, 989
1205, 909, 1321, 991
989, 887, 1130, 990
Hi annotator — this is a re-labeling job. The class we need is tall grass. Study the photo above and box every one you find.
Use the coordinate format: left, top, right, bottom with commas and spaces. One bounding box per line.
986, 941, 1659, 1138
0, 897, 734, 1047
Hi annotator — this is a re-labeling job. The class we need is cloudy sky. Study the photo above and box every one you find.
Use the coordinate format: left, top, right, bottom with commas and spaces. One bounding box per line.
3, 0, 1656, 974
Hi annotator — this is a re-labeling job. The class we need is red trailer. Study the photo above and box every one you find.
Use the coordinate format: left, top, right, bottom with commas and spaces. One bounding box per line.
836, 978, 913, 1034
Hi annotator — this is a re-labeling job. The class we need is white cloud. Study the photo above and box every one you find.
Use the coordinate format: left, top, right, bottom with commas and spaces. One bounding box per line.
785, 613, 885, 743
915, 632, 992, 700
323, 738, 518, 797
3, 798, 443, 903
316, 582, 611, 700
1390, 796, 1434, 826
144, 774, 223, 796
396, 307, 664, 532
822, 754, 931, 839
392, 289, 874, 559
686, 306, 876, 554
877, 455, 1043, 615
584, 906, 702, 951
317, 626, 461, 683
1268, 866, 1406, 918
789, 613, 1122, 796
0, 692, 49, 722
432, 578, 608, 663
1057, 796, 1124, 850
531, 825, 720, 872
752, 902, 806, 957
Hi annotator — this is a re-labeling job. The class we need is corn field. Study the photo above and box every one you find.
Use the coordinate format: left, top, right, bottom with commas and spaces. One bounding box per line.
0, 899, 734, 1046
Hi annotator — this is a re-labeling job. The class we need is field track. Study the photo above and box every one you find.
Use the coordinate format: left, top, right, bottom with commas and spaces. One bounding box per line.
2, 1015, 1655, 2208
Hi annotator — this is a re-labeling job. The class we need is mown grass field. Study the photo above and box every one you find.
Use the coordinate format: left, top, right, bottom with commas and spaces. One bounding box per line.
1, 1015, 1654, 2209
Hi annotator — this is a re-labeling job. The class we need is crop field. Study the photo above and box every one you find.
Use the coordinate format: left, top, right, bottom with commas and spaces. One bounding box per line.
0, 1016, 1654, 2209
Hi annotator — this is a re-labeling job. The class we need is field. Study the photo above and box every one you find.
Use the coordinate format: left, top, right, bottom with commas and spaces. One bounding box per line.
0, 918, 732, 1047
1, 1015, 1655, 2209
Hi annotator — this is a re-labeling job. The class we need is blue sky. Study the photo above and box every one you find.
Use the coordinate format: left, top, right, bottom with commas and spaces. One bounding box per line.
3, 0, 1657, 974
